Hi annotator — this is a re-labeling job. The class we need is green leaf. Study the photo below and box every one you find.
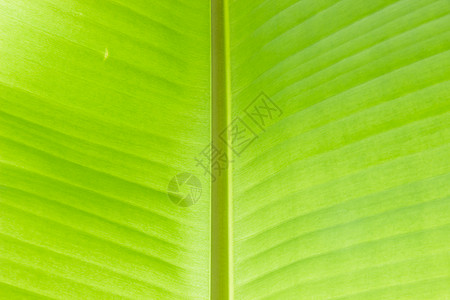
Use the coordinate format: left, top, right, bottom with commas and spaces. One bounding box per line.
1, 0, 449, 299
0, 0, 210, 299
230, 0, 450, 299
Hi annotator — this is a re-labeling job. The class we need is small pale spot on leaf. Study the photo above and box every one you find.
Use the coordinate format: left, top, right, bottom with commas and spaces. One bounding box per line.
104, 48, 109, 61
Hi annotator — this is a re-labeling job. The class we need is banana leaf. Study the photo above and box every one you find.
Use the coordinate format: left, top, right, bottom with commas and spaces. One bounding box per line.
0, 0, 449, 299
